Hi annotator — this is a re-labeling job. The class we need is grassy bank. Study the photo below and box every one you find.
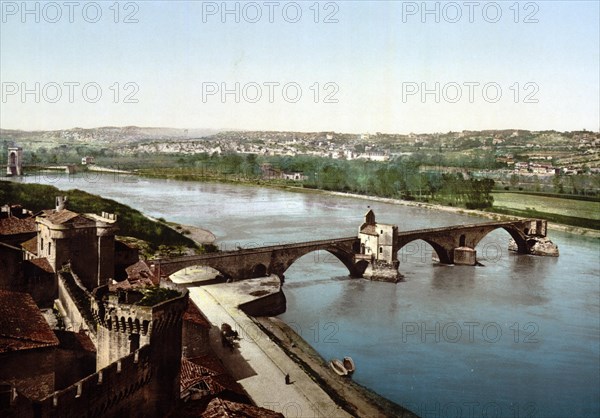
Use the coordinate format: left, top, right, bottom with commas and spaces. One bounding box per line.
490, 192, 600, 230
0, 180, 200, 254
492, 192, 600, 220
487, 207, 600, 230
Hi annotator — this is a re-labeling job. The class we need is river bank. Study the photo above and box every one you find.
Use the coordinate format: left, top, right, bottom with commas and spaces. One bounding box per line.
143, 213, 216, 248
255, 316, 418, 418
136, 171, 600, 238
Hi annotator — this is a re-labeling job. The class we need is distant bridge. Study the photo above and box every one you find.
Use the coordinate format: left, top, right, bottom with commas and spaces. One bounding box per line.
150, 217, 553, 283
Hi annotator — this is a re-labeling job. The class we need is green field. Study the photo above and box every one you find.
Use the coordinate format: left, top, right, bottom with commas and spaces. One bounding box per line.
492, 193, 600, 221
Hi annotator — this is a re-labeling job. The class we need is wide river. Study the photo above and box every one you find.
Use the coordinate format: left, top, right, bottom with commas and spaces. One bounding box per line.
11, 173, 600, 418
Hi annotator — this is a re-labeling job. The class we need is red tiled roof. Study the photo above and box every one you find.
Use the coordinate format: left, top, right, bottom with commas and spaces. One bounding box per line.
187, 354, 227, 376
0, 290, 59, 354
181, 357, 209, 393
21, 236, 37, 254
202, 398, 284, 418
208, 374, 246, 397
181, 355, 245, 397
27, 257, 54, 273
0, 216, 36, 236
184, 300, 211, 329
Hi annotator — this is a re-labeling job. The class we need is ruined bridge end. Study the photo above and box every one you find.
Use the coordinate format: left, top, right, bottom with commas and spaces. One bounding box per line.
392, 218, 558, 269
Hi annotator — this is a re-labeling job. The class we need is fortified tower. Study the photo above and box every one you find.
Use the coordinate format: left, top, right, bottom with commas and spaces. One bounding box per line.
6, 146, 23, 176
92, 283, 188, 417
36, 197, 117, 290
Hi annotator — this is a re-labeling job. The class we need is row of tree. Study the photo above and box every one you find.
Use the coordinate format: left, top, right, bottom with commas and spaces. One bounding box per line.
170, 153, 496, 209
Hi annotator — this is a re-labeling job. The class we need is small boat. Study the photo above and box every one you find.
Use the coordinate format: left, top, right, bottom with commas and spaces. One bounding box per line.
343, 357, 355, 374
329, 359, 348, 376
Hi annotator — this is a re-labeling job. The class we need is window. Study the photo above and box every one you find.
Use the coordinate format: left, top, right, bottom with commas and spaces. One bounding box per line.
40, 238, 44, 252
379, 247, 383, 254
48, 242, 52, 256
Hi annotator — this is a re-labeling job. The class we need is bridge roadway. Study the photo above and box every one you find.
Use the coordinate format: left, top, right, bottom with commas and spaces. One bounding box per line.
150, 218, 547, 281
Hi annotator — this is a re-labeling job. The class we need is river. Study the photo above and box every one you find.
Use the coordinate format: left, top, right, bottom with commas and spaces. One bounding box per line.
10, 172, 600, 418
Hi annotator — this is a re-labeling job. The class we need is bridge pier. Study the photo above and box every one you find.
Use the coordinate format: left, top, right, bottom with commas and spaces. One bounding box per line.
453, 247, 477, 266
363, 260, 402, 283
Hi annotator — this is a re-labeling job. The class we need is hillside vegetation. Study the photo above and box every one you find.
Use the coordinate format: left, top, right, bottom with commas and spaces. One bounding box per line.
0, 180, 199, 253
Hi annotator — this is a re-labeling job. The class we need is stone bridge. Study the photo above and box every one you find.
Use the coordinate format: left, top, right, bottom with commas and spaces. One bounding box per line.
150, 216, 556, 283
151, 237, 361, 280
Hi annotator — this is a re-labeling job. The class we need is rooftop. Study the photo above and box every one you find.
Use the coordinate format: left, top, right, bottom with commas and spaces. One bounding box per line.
0, 290, 59, 354
26, 257, 55, 273
38, 209, 96, 227
21, 236, 37, 255
181, 355, 245, 397
202, 398, 284, 418
0, 216, 36, 236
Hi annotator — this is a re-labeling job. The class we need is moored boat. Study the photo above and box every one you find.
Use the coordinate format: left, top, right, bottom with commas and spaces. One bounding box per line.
343, 356, 355, 374
329, 359, 348, 376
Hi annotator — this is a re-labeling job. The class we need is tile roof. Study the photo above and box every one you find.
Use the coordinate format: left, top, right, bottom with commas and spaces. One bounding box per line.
0, 216, 36, 236
39, 210, 95, 227
26, 257, 55, 273
180, 357, 209, 393
202, 398, 284, 418
180, 355, 245, 397
0, 290, 59, 354
54, 330, 96, 353
187, 354, 227, 376
21, 236, 37, 254
184, 300, 212, 329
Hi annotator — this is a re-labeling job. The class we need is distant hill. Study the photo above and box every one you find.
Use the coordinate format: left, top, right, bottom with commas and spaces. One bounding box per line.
0, 126, 222, 145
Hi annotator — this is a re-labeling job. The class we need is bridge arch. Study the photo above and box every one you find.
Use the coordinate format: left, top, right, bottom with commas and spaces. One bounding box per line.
397, 238, 453, 264
273, 246, 362, 279
167, 264, 228, 282
472, 225, 529, 254
252, 263, 267, 277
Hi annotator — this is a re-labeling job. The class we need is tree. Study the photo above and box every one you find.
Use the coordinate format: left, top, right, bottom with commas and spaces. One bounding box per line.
533, 175, 542, 192
552, 173, 564, 194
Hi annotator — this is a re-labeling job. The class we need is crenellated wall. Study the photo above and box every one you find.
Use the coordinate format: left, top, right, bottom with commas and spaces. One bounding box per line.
90, 284, 188, 417
57, 271, 97, 345
33, 345, 153, 418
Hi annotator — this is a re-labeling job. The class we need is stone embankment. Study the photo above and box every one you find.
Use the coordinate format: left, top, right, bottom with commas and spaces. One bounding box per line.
187, 277, 352, 417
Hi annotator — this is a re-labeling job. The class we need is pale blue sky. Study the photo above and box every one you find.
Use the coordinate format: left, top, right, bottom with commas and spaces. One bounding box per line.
1, 1, 598, 133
